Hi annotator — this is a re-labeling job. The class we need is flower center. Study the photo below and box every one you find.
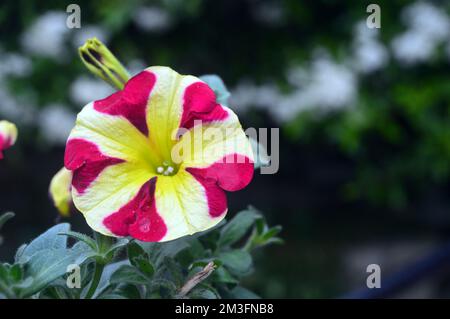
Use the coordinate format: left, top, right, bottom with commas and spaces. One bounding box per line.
156, 160, 177, 176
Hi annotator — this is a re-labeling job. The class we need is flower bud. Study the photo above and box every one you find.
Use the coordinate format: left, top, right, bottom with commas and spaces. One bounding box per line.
78, 37, 130, 90
0, 120, 18, 159
49, 167, 73, 217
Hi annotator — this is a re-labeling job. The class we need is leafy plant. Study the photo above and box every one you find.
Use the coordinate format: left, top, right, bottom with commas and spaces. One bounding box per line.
0, 207, 281, 299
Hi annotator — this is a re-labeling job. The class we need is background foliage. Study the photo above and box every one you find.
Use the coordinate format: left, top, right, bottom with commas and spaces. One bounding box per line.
0, 209, 281, 299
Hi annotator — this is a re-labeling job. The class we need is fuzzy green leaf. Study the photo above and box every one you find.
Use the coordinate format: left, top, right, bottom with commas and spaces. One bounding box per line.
127, 242, 154, 277
229, 286, 260, 299
110, 265, 148, 286
219, 209, 260, 247
15, 223, 71, 264
218, 250, 253, 277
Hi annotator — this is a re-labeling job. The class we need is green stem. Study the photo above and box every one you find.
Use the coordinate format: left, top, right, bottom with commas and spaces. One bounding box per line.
85, 262, 104, 299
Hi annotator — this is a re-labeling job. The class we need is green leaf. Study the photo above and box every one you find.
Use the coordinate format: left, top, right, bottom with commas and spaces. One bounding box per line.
0, 263, 25, 298
213, 266, 239, 284
9, 264, 23, 282
15, 223, 71, 264
38, 285, 70, 299
103, 238, 129, 261
93, 260, 129, 298
98, 293, 128, 299
109, 265, 148, 286
255, 218, 266, 236
219, 209, 260, 247
148, 278, 177, 298
159, 257, 184, 287
8, 224, 96, 298
218, 250, 253, 277
137, 237, 189, 268
127, 242, 154, 277
264, 237, 284, 246
0, 264, 10, 282
127, 241, 145, 262
100, 283, 142, 299
229, 286, 260, 299
14, 244, 27, 262
19, 241, 93, 297
58, 231, 96, 250
199, 74, 231, 106
261, 226, 283, 242
189, 285, 220, 299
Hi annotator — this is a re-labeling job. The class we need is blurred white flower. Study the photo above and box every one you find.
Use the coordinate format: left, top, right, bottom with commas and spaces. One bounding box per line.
392, 31, 435, 64
21, 11, 69, 59
293, 57, 357, 112
402, 1, 450, 41
0, 85, 36, 124
38, 105, 76, 145
392, 2, 450, 65
70, 76, 114, 106
232, 56, 357, 123
133, 6, 172, 32
352, 21, 388, 73
273, 92, 304, 122
72, 25, 110, 48
0, 52, 32, 78
253, 83, 283, 109
354, 20, 379, 40
0, 62, 36, 124
230, 81, 282, 113
353, 40, 388, 73
230, 81, 258, 111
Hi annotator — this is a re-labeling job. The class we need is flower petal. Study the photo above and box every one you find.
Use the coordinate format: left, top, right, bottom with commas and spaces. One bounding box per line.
67, 102, 156, 168
94, 70, 156, 135
178, 107, 254, 191
65, 100, 157, 235
102, 170, 226, 242
103, 178, 167, 241
71, 161, 153, 237
144, 66, 229, 160
153, 170, 227, 242
0, 120, 18, 159
186, 155, 254, 192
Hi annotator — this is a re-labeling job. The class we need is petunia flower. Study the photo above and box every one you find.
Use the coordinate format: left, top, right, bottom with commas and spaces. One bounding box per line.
49, 167, 73, 217
65, 66, 254, 242
0, 120, 18, 159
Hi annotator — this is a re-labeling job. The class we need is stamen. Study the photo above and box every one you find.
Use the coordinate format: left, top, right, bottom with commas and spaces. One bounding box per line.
157, 163, 176, 176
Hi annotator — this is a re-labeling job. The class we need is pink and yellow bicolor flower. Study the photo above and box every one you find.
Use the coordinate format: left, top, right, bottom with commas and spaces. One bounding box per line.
0, 120, 18, 159
64, 66, 254, 242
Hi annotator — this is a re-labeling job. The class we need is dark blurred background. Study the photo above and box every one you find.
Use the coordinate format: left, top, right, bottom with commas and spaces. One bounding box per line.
1, 0, 450, 298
